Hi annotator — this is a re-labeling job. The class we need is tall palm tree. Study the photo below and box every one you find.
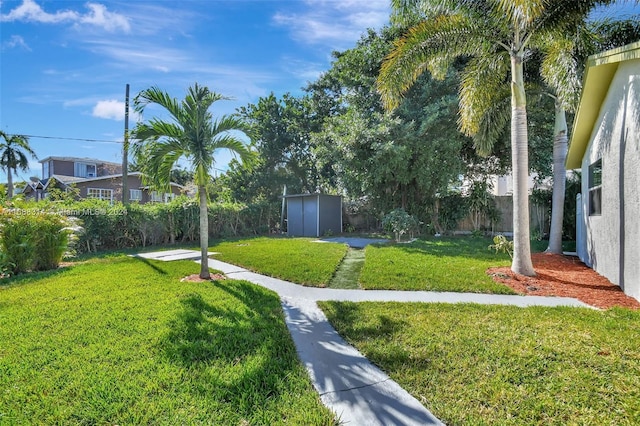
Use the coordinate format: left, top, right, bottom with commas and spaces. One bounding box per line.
132, 83, 253, 279
0, 131, 37, 200
377, 0, 616, 276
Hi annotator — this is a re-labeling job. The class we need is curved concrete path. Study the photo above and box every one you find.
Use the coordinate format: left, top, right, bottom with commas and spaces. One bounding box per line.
138, 250, 591, 425
204, 258, 590, 426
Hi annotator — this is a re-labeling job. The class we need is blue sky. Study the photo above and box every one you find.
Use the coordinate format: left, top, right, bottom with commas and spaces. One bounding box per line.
0, 0, 391, 180
1, 0, 638, 182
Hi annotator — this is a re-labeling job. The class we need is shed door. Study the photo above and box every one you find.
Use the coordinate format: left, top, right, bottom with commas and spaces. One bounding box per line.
287, 198, 304, 236
303, 197, 318, 237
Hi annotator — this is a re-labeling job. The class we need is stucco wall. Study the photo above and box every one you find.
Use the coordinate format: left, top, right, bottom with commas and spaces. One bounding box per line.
581, 58, 640, 300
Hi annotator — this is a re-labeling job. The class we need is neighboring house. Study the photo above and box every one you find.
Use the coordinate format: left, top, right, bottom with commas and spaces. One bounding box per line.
487, 173, 551, 196
566, 41, 640, 302
22, 156, 183, 203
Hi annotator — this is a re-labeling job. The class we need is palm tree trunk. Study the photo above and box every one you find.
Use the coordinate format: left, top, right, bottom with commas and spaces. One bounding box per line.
510, 53, 536, 276
6, 168, 13, 200
546, 102, 568, 254
198, 185, 211, 279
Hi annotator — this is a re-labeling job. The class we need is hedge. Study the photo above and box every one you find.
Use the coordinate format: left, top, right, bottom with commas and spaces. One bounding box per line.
3, 196, 280, 254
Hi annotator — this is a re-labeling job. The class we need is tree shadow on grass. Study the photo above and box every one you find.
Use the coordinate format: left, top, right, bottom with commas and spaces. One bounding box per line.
162, 280, 310, 419
130, 256, 169, 275
0, 266, 69, 288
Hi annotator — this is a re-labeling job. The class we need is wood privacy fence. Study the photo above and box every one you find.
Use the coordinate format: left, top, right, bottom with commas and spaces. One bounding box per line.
456, 195, 550, 236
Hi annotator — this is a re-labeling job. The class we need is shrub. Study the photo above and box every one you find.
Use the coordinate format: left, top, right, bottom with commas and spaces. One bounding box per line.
382, 208, 419, 242
32, 214, 75, 271
0, 213, 36, 274
488, 234, 514, 259
0, 211, 74, 274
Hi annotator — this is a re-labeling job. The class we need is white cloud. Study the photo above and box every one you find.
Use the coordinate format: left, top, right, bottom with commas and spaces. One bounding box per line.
0, 0, 130, 32
92, 100, 140, 121
81, 39, 190, 72
77, 3, 130, 32
0, 0, 78, 23
273, 0, 390, 49
1, 35, 31, 51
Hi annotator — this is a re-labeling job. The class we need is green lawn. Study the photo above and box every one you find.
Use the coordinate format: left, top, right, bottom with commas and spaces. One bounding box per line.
210, 237, 348, 286
320, 301, 640, 425
0, 257, 336, 425
359, 237, 515, 293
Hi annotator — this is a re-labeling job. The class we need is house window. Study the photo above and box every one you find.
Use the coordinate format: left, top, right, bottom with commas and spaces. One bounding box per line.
75, 162, 97, 178
150, 191, 163, 203
87, 188, 113, 202
164, 192, 175, 203
588, 159, 602, 216
43, 161, 51, 178
130, 189, 142, 202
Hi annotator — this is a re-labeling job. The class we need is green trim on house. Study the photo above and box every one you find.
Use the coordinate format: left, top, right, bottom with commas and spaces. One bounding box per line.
566, 41, 640, 169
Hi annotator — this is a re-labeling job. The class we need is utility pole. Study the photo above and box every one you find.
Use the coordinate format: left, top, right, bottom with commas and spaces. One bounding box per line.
122, 83, 130, 205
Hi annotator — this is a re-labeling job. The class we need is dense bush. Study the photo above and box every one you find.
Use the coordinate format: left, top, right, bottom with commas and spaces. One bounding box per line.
0, 210, 74, 275
4, 196, 280, 254
382, 208, 420, 242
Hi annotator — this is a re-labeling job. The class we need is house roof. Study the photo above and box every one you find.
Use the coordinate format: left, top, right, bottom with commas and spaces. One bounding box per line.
566, 41, 640, 169
39, 156, 122, 167
22, 172, 184, 192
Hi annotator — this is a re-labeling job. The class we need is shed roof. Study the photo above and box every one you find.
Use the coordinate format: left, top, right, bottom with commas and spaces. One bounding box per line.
283, 193, 341, 198
566, 41, 640, 169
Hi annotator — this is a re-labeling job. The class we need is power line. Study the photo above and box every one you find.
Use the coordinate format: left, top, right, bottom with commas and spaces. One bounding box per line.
13, 134, 123, 144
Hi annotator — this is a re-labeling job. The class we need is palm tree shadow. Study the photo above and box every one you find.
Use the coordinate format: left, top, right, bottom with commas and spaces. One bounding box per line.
162, 280, 315, 419
131, 256, 169, 275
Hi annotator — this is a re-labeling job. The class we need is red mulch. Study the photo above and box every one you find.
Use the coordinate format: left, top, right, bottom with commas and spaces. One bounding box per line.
487, 253, 640, 310
180, 273, 226, 283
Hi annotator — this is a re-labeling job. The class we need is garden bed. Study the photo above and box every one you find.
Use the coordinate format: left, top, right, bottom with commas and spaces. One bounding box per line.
488, 252, 640, 309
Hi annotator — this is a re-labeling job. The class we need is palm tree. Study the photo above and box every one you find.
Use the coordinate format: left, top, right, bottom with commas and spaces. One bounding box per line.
377, 0, 616, 276
132, 84, 253, 279
0, 131, 37, 200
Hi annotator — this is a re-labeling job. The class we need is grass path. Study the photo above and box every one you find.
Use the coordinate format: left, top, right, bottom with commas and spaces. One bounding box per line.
328, 248, 365, 289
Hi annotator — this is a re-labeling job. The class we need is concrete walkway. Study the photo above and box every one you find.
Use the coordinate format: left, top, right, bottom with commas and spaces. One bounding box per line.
139, 250, 591, 425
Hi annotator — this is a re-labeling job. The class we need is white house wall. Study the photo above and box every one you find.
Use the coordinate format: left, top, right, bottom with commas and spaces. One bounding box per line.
581, 58, 640, 300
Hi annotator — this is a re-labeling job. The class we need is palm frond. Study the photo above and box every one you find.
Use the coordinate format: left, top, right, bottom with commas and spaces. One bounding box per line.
0, 133, 37, 172
378, 13, 493, 110
472, 88, 511, 156
458, 52, 510, 137
133, 86, 182, 120
132, 83, 252, 190
537, 32, 581, 111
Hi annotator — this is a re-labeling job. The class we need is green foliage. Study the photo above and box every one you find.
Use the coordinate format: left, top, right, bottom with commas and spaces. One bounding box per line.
531, 187, 553, 237
0, 213, 35, 274
435, 193, 469, 233
488, 234, 514, 259
226, 93, 322, 204
31, 214, 76, 271
0, 257, 336, 424
3, 197, 279, 255
0, 211, 74, 274
467, 180, 500, 232
0, 132, 38, 199
563, 171, 581, 240
320, 302, 640, 425
382, 208, 419, 242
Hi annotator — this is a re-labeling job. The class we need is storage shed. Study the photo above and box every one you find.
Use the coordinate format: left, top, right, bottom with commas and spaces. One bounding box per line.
285, 194, 342, 237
